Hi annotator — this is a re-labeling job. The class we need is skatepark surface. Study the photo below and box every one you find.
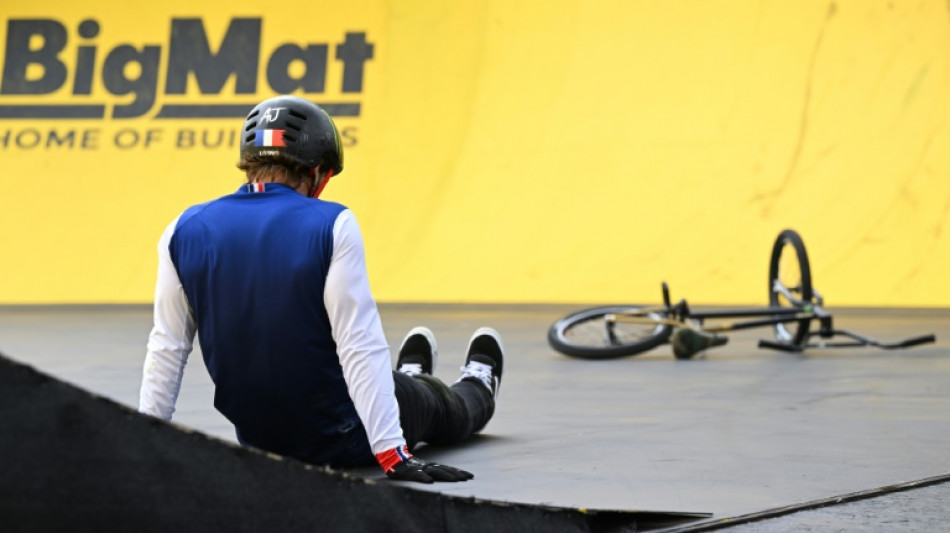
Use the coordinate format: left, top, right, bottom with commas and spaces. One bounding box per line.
1, 303, 948, 531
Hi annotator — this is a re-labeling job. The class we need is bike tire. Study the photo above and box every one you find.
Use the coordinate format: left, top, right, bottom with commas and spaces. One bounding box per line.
768, 229, 813, 347
547, 305, 673, 359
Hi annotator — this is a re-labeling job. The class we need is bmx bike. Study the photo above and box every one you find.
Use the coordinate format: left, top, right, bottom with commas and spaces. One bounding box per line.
547, 229, 937, 360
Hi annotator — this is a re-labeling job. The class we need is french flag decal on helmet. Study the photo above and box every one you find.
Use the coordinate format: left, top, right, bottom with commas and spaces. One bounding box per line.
254, 129, 286, 147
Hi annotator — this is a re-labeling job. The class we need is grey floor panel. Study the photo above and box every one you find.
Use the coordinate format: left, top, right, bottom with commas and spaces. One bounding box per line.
1, 304, 947, 524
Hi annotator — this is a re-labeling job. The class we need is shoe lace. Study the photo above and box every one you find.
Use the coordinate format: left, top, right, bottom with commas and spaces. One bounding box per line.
398, 363, 424, 376
459, 361, 494, 391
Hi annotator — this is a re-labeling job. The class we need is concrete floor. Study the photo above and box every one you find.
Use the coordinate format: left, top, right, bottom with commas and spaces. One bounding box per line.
1, 303, 948, 526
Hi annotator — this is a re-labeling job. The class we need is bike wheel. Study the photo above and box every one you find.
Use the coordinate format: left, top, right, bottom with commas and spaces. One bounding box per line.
547, 306, 673, 359
768, 229, 813, 346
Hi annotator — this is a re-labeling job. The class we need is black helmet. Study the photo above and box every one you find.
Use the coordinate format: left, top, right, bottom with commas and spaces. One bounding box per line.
240, 95, 343, 175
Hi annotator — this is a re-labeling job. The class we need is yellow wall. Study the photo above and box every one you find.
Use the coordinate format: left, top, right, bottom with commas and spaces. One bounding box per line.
1, 1, 948, 306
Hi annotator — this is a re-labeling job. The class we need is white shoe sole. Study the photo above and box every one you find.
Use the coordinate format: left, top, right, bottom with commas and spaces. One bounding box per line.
398, 326, 438, 373
464, 327, 504, 397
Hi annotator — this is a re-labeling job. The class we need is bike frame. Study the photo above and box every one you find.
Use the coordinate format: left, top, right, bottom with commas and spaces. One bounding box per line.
655, 279, 825, 334
607, 282, 933, 352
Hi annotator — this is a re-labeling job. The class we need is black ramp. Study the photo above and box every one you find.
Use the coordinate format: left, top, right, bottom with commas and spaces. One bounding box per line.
0, 351, 709, 533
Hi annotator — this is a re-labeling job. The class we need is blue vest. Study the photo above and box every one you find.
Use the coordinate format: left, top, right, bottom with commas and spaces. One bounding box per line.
169, 183, 370, 465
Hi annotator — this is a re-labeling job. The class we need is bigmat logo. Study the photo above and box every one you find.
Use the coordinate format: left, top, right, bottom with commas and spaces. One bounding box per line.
0, 17, 372, 149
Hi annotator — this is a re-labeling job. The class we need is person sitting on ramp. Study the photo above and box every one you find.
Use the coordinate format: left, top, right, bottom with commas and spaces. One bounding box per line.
138, 95, 504, 483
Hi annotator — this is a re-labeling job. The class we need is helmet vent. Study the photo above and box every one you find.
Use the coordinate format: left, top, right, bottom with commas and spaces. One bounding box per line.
244, 122, 258, 132
284, 133, 298, 142
285, 121, 301, 132
289, 110, 307, 120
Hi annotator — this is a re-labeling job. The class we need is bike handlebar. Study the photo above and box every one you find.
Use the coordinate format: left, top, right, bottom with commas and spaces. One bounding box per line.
888, 334, 936, 349
758, 333, 936, 352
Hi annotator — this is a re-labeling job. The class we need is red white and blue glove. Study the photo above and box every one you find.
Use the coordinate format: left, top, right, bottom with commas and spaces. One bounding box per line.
376, 445, 474, 484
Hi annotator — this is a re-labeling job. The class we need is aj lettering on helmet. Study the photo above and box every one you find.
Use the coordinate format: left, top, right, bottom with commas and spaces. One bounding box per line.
0, 18, 374, 119
261, 107, 284, 123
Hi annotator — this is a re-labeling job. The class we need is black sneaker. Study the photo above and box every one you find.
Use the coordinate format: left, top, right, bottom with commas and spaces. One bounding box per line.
671, 328, 728, 359
457, 327, 504, 398
396, 326, 438, 376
